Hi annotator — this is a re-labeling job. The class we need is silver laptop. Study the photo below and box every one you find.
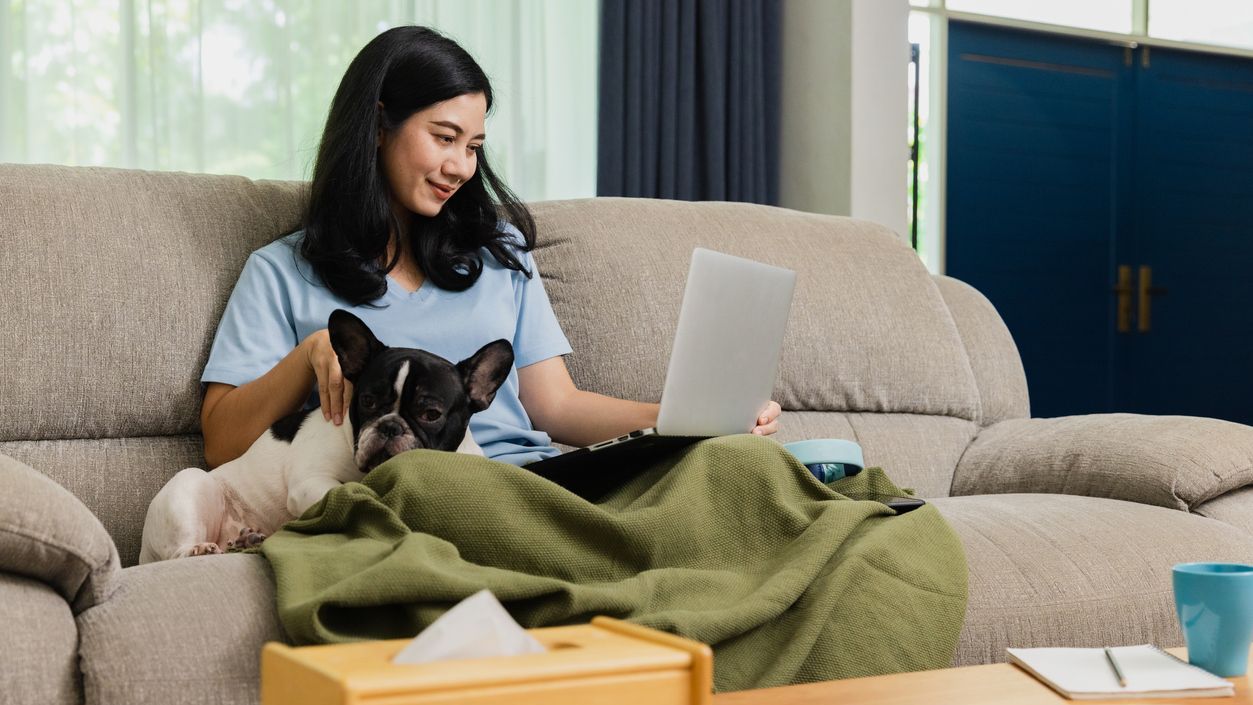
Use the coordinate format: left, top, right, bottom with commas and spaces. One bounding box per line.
525, 247, 797, 499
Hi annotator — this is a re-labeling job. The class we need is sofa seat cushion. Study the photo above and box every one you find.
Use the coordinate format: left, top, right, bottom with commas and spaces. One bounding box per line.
76, 495, 1253, 702
0, 573, 81, 705
933, 494, 1253, 666
77, 554, 285, 705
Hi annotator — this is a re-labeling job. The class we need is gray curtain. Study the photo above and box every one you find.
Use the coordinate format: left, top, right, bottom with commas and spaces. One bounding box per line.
597, 0, 782, 205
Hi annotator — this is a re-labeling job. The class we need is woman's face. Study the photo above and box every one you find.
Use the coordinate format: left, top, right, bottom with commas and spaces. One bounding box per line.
379, 92, 487, 218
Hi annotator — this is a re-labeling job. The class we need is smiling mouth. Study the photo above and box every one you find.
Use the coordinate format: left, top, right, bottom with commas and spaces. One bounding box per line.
429, 181, 455, 199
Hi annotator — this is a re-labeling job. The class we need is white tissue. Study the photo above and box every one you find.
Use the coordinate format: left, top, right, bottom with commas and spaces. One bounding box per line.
391, 589, 547, 665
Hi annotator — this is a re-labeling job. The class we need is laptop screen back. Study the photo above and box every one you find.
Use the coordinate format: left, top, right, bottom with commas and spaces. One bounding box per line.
655, 248, 796, 437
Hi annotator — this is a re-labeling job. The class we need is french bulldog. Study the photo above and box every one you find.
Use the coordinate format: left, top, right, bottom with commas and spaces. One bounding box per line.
139, 309, 514, 563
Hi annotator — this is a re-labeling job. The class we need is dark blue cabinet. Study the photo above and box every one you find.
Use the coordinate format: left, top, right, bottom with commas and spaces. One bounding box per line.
947, 21, 1253, 424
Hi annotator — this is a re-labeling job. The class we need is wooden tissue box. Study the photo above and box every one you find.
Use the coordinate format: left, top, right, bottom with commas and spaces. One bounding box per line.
261, 616, 713, 705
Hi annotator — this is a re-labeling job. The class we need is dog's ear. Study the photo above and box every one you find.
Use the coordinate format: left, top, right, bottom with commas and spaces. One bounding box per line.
327, 310, 385, 382
457, 340, 514, 413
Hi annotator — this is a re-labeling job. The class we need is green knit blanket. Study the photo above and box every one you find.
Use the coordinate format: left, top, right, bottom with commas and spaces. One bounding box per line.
261, 435, 967, 692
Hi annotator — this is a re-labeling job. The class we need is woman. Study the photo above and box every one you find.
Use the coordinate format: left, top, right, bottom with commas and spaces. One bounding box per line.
200, 25, 780, 470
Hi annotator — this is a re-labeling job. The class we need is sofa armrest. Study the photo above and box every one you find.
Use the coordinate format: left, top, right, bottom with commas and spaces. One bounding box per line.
951, 414, 1253, 511
0, 453, 120, 613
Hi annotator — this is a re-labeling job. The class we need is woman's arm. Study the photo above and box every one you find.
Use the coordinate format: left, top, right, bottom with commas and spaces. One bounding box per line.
517, 357, 781, 448
201, 330, 351, 468
517, 357, 658, 448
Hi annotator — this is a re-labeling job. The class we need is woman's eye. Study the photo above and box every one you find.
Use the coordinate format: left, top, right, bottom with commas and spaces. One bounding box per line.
437, 135, 455, 144
469, 144, 482, 153
420, 409, 442, 423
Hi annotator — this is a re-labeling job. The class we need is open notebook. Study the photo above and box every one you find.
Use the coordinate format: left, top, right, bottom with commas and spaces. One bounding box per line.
1007, 645, 1234, 700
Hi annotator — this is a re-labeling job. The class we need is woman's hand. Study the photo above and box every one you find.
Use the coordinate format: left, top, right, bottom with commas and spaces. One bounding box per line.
302, 329, 352, 426
752, 400, 782, 436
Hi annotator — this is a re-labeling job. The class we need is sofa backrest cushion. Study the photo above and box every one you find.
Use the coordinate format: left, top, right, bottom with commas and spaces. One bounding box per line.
0, 165, 305, 443
2, 171, 988, 442
529, 198, 983, 423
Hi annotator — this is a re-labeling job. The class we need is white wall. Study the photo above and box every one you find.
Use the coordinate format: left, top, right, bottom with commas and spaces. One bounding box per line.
780, 0, 910, 239
779, 0, 852, 217
849, 0, 909, 238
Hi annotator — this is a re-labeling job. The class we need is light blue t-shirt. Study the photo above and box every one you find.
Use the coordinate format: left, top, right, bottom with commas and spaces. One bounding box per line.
201, 226, 572, 466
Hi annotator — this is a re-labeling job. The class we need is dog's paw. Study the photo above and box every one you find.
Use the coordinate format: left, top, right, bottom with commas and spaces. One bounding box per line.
226, 528, 267, 551
187, 542, 223, 557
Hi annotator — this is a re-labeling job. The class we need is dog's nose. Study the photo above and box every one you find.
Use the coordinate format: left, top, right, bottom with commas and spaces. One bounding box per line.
378, 420, 406, 438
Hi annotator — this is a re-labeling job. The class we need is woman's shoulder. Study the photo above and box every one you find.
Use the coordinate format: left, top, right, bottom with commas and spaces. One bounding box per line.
240, 230, 322, 288
252, 230, 304, 260
247, 230, 309, 271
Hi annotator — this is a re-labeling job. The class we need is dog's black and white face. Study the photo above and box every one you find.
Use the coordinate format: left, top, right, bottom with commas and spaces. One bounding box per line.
327, 309, 514, 473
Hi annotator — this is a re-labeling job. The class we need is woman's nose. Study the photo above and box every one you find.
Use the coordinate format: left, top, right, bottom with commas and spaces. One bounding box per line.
445, 152, 474, 182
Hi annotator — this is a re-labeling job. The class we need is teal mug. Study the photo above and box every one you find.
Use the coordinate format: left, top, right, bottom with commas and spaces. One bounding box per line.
1173, 562, 1253, 677
782, 439, 864, 483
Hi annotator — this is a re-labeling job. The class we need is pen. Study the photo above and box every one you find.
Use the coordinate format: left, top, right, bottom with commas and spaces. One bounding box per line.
1105, 647, 1128, 687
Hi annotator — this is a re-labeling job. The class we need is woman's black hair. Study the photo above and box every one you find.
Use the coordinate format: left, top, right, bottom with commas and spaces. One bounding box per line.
302, 25, 536, 305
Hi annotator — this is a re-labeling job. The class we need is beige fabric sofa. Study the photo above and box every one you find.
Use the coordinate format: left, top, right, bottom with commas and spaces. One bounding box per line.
4, 164, 1253, 705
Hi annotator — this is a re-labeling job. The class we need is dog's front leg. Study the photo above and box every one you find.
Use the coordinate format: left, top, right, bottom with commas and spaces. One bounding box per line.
286, 473, 347, 518
285, 414, 359, 518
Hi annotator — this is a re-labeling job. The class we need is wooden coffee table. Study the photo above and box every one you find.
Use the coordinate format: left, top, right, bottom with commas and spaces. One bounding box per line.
714, 648, 1252, 704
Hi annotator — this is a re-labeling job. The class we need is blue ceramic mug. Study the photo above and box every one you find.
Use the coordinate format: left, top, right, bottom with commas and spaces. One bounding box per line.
1173, 562, 1253, 677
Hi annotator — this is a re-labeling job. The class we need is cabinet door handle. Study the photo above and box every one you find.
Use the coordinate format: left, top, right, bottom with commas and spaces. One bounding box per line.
1137, 265, 1169, 333
1112, 265, 1132, 333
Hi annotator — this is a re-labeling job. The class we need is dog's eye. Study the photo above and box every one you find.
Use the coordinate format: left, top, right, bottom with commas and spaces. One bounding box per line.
359, 394, 377, 409
419, 409, 442, 423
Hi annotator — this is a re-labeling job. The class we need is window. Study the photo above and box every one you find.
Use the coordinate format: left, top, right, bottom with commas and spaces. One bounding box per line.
1150, 0, 1253, 51
945, 0, 1134, 33
0, 0, 598, 201
907, 11, 933, 265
